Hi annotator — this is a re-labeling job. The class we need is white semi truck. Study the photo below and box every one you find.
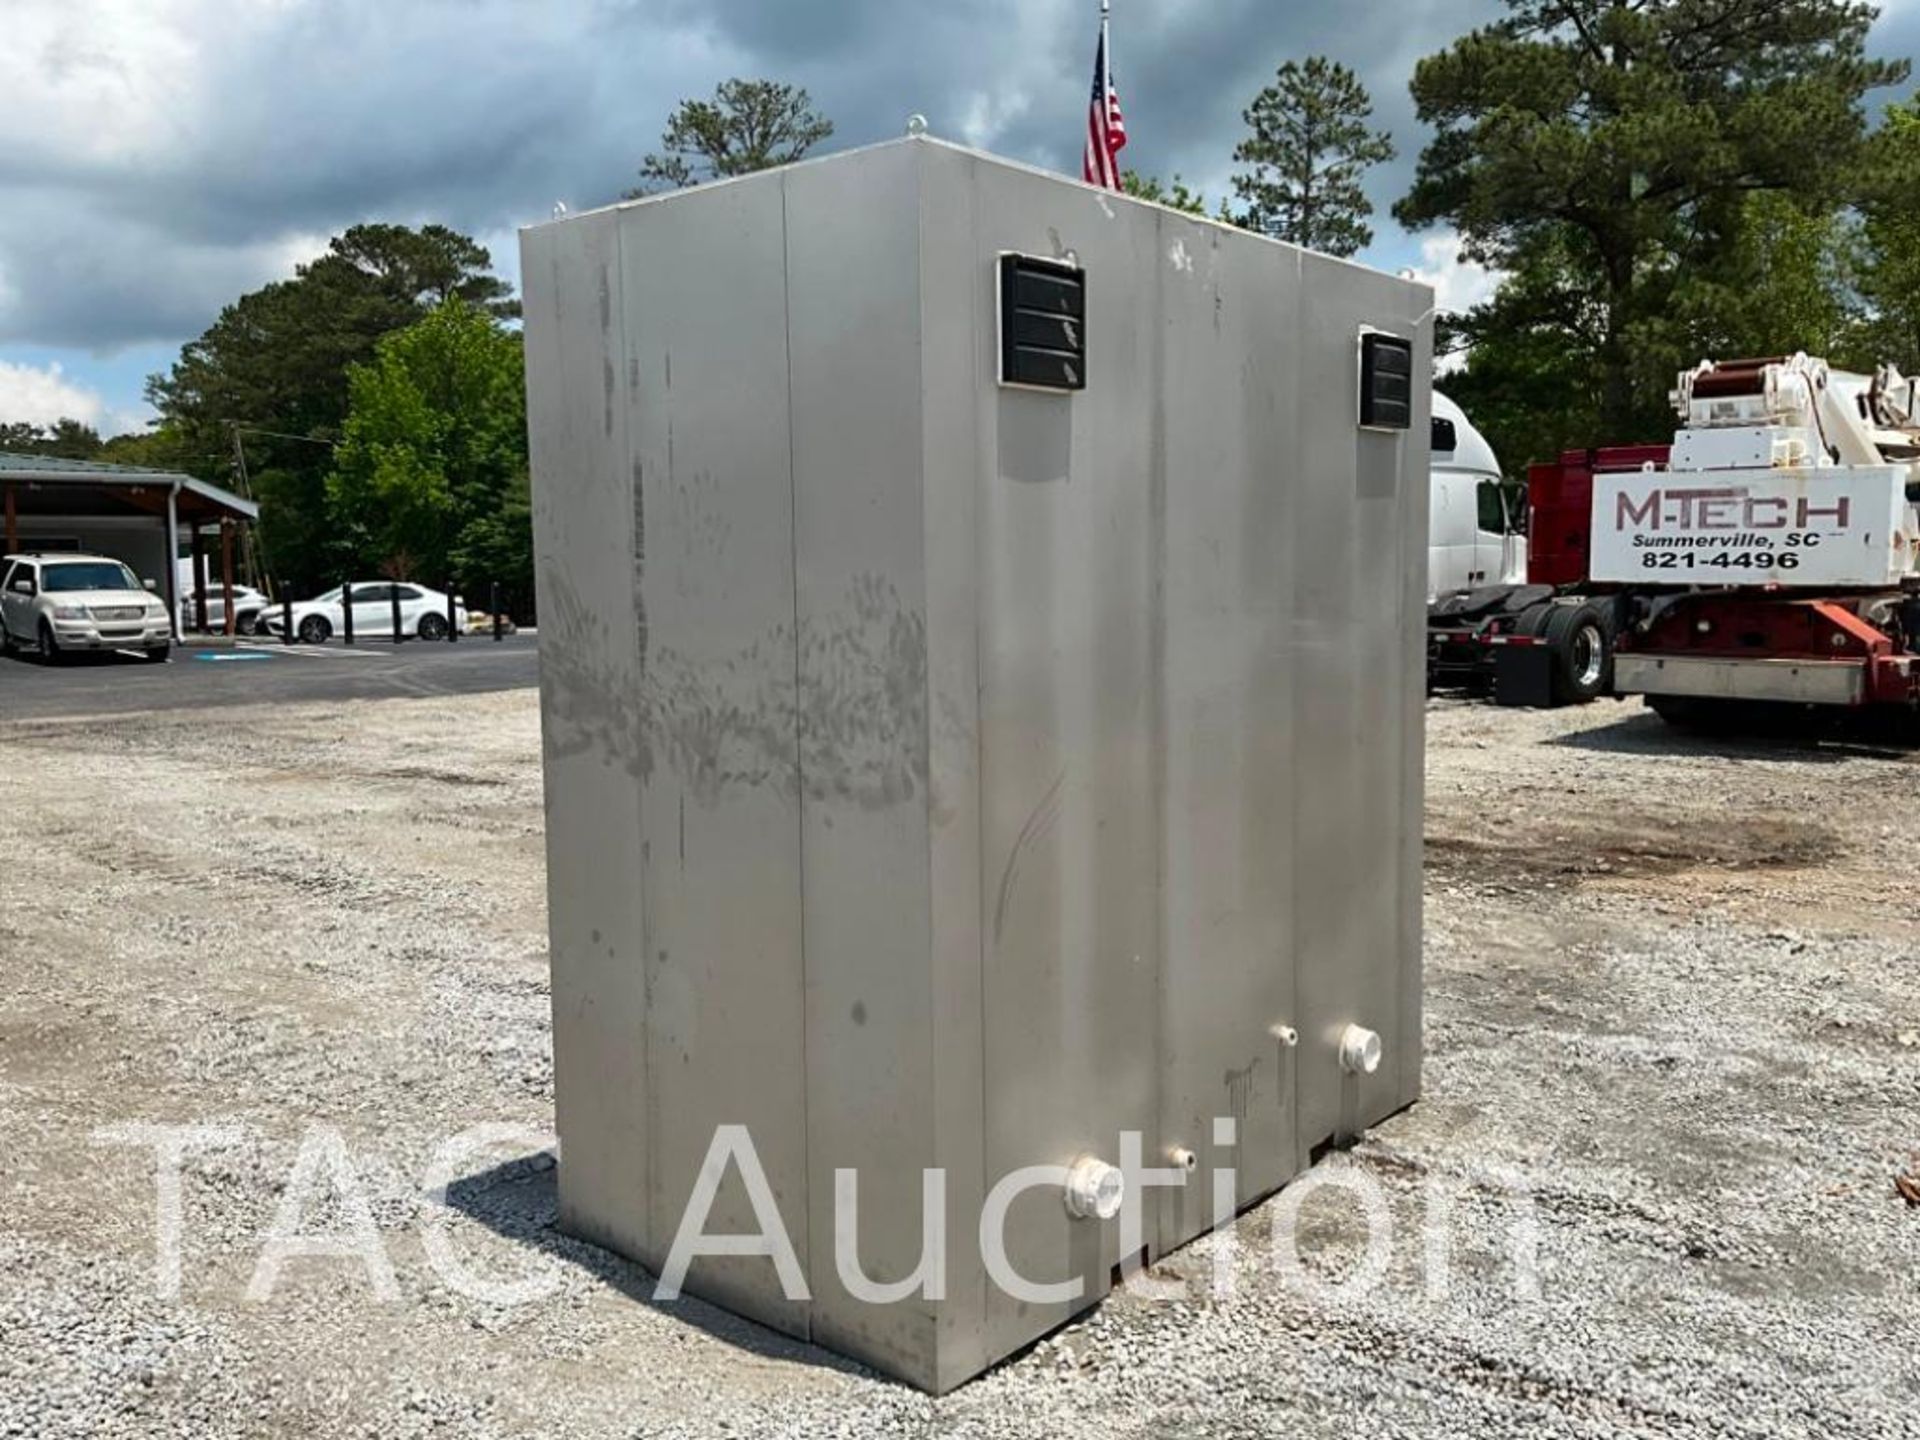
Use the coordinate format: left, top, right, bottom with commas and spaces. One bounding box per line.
1427, 392, 1527, 600
1425, 393, 1623, 707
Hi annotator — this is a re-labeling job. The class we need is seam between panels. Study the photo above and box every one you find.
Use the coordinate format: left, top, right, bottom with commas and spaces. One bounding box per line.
778, 178, 815, 1333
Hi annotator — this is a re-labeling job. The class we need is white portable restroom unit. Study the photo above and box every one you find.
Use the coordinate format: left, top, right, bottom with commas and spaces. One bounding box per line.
522, 136, 1432, 1393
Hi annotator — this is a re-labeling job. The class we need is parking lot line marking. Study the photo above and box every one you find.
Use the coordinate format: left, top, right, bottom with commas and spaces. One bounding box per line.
233, 642, 388, 660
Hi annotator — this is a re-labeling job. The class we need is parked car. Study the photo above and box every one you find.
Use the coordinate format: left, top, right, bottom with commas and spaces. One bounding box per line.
259, 581, 468, 644
178, 582, 271, 635
0, 552, 173, 662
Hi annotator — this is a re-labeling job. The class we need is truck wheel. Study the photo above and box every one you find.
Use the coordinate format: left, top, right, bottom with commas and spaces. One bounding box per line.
1544, 603, 1611, 705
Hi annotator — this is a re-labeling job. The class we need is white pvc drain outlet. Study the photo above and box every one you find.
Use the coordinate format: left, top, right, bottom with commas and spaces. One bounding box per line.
1063, 1156, 1126, 1220
1339, 1024, 1383, 1076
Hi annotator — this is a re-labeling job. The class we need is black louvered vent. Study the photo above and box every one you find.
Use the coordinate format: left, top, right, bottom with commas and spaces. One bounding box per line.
1360, 332, 1413, 430
999, 255, 1086, 392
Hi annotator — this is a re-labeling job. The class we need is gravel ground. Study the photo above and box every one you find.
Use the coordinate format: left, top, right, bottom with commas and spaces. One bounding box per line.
0, 689, 1915, 1438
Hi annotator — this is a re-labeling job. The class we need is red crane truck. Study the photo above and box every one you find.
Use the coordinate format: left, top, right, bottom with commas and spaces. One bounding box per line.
1432, 354, 1920, 732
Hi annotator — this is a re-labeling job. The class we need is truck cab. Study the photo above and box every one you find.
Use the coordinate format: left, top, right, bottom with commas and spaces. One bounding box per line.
1428, 391, 1526, 602
1427, 395, 1621, 708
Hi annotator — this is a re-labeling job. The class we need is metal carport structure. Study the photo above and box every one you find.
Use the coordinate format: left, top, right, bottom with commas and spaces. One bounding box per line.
0, 453, 260, 637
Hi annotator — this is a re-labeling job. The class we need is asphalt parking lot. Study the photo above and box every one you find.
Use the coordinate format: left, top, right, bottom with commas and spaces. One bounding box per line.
0, 631, 540, 720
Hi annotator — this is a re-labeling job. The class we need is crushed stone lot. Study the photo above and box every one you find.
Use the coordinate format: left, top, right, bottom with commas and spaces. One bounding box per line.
0, 687, 1916, 1438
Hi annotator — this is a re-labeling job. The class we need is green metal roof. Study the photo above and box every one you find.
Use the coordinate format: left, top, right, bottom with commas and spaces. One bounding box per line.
0, 450, 189, 479
0, 451, 259, 521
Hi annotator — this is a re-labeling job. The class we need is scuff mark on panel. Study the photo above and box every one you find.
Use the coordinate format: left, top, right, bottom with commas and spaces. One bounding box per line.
671, 469, 734, 567
543, 561, 930, 813
632, 456, 648, 680
1224, 1056, 1261, 1120
539, 572, 653, 781
795, 571, 928, 809
992, 769, 1065, 949
925, 687, 976, 829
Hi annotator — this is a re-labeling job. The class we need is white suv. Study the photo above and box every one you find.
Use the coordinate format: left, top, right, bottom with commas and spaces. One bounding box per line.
1, 553, 174, 662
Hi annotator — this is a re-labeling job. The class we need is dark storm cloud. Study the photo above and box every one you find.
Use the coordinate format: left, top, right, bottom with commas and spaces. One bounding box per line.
1, 0, 1915, 354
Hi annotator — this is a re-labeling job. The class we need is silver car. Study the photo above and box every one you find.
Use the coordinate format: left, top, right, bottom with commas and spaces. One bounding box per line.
0, 553, 173, 662
179, 582, 271, 636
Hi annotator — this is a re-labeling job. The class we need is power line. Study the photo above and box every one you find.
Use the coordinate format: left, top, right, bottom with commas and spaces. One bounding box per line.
224, 423, 337, 448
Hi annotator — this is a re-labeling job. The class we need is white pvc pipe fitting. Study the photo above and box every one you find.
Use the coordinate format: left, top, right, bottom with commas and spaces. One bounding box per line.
1339, 1024, 1383, 1076
1063, 1156, 1126, 1221
1167, 1146, 1199, 1173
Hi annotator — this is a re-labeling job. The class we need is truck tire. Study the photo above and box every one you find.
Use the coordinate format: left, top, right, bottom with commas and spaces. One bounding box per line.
1542, 603, 1611, 705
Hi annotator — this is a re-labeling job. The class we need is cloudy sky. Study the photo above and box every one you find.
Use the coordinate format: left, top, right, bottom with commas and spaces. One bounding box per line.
3, 0, 1916, 436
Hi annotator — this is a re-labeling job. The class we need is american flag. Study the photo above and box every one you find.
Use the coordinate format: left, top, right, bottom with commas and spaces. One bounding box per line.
1083, 9, 1127, 190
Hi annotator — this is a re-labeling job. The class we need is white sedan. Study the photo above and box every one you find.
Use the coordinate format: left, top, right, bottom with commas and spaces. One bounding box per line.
260, 582, 469, 644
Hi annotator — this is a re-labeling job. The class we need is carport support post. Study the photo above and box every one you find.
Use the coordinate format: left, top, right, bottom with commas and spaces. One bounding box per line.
190, 524, 209, 634
446, 582, 457, 643
342, 580, 355, 646
281, 595, 293, 646
390, 586, 403, 645
491, 582, 502, 642
164, 484, 182, 642
220, 521, 235, 637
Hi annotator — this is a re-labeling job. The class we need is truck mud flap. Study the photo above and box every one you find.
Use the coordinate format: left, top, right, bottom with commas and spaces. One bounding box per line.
1494, 644, 1556, 707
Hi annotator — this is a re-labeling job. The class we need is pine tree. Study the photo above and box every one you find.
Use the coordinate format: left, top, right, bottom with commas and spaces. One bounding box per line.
1397, 0, 1905, 440
631, 79, 834, 195
1230, 58, 1395, 257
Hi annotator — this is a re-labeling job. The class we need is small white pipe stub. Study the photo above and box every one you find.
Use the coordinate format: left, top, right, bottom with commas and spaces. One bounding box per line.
1339, 1024, 1383, 1076
1063, 1156, 1125, 1220
1167, 1146, 1198, 1173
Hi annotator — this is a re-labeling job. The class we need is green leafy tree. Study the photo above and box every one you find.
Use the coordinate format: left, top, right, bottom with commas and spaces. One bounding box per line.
1398, 0, 1906, 442
1122, 170, 1210, 216
325, 300, 531, 601
1231, 57, 1395, 256
1853, 97, 1920, 370
1436, 234, 1611, 472
631, 79, 834, 194
1442, 191, 1869, 471
1664, 193, 1865, 369
148, 224, 514, 592
0, 419, 103, 459
98, 423, 195, 471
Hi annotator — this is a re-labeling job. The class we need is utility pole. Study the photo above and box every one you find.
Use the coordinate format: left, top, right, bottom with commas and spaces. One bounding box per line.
228, 422, 273, 598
